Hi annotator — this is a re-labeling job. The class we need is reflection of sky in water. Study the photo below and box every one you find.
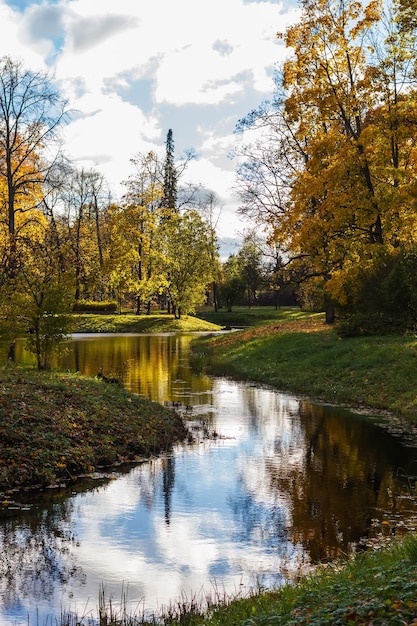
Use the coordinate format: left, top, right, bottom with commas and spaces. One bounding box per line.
0, 381, 303, 625
3, 335, 417, 625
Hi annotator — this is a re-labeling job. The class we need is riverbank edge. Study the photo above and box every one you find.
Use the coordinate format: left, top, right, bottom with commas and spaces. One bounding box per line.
183, 318, 417, 626
0, 314, 222, 494
190, 314, 417, 438
0, 364, 189, 499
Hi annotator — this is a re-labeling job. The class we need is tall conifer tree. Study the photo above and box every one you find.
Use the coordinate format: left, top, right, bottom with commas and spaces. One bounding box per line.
162, 129, 177, 212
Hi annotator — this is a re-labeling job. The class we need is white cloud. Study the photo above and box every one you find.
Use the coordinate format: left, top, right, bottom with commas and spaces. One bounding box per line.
0, 0, 300, 239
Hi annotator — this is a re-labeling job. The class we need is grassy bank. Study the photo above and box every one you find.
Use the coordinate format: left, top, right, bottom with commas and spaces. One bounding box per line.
46, 534, 417, 625
0, 364, 187, 496
191, 308, 417, 424
71, 312, 223, 333
179, 534, 417, 626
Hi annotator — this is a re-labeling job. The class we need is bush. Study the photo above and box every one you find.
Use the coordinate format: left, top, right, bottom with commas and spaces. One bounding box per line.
72, 300, 118, 313
335, 246, 417, 336
336, 311, 406, 337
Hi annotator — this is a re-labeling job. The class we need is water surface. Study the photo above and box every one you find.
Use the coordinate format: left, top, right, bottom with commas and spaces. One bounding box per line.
1, 333, 417, 624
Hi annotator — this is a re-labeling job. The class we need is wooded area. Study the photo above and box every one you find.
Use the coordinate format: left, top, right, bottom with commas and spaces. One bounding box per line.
234, 0, 417, 335
1, 0, 417, 368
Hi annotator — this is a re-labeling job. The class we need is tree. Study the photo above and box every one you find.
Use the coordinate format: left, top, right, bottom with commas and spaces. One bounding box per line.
162, 129, 177, 213
233, 98, 294, 243
235, 0, 417, 329
121, 151, 166, 313
160, 129, 200, 214
17, 228, 74, 370
237, 232, 266, 307
218, 254, 246, 312
0, 56, 69, 274
161, 210, 216, 318
198, 190, 223, 311
60, 166, 112, 301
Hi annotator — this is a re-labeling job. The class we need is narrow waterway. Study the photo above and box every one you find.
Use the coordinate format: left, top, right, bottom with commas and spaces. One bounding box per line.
1, 333, 417, 625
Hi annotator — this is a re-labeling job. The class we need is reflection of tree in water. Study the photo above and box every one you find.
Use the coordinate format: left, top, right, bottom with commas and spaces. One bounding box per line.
129, 456, 177, 526
162, 457, 175, 525
259, 403, 417, 563
0, 494, 86, 612
229, 489, 291, 553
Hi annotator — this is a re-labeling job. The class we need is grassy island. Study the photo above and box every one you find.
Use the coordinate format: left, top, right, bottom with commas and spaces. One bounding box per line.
0, 365, 187, 496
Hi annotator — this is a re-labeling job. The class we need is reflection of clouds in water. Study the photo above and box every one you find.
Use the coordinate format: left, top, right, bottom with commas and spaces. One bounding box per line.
64, 383, 305, 612
3, 353, 416, 625
65, 429, 299, 612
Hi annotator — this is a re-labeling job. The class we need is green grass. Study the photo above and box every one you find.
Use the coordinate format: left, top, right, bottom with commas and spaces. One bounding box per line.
198, 534, 417, 626
0, 363, 187, 494
71, 313, 223, 334
191, 311, 417, 423
196, 305, 312, 328
50, 534, 417, 624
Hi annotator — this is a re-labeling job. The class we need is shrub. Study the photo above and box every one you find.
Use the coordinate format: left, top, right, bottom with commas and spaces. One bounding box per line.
335, 246, 417, 336
72, 300, 118, 313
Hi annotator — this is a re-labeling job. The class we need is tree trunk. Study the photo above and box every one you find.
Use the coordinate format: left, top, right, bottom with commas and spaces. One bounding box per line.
325, 303, 335, 324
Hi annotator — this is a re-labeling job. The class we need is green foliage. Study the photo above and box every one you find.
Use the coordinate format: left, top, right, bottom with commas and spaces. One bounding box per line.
218, 254, 246, 311
336, 247, 417, 336
162, 128, 177, 211
161, 210, 216, 318
236, 233, 266, 306
72, 299, 118, 313
21, 238, 74, 370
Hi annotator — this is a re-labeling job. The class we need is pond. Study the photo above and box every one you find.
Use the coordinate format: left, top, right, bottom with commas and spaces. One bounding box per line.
1, 333, 417, 625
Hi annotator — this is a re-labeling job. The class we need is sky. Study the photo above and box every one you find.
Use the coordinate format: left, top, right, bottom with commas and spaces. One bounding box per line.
0, 0, 300, 256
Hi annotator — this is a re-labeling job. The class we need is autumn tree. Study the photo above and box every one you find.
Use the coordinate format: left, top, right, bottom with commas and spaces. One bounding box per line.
59, 166, 112, 301
0, 56, 69, 275
119, 151, 167, 313
161, 210, 216, 319
235, 0, 417, 330
19, 228, 74, 370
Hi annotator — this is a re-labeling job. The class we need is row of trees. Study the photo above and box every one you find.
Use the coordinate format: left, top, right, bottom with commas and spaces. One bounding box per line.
0, 55, 300, 369
234, 0, 417, 334
0, 57, 226, 368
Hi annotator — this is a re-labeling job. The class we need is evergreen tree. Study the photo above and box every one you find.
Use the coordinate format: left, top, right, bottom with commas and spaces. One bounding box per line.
162, 129, 177, 213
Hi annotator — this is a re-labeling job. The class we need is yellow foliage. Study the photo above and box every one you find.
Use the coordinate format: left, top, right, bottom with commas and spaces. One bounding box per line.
267, 0, 417, 307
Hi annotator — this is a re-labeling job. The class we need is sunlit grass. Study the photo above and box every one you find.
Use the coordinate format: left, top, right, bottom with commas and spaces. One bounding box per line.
191, 312, 417, 423
196, 305, 318, 328
71, 313, 222, 333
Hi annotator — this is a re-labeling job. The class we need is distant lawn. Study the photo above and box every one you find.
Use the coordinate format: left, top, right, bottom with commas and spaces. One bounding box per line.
71, 313, 223, 334
70, 306, 306, 334
196, 305, 312, 327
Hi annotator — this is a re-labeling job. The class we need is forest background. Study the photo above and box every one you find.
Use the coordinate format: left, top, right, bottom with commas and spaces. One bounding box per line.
0, 0, 417, 370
